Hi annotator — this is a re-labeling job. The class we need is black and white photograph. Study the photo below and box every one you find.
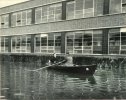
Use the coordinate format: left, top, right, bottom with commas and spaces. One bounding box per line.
0, 0, 126, 100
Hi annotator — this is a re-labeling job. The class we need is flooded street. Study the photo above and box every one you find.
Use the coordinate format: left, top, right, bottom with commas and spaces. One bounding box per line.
1, 60, 126, 100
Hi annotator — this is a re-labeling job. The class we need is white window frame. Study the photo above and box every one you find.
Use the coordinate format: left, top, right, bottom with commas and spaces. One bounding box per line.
0, 15, 9, 28
66, 1, 76, 19
108, 29, 121, 54
12, 10, 32, 27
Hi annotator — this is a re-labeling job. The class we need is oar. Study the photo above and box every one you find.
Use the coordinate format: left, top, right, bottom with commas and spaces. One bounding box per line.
25, 60, 66, 72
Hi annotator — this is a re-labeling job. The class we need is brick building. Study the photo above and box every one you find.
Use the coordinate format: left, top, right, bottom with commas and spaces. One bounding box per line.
0, 0, 126, 55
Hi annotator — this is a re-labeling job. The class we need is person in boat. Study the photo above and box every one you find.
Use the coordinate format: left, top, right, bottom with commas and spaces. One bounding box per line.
50, 53, 57, 64
64, 51, 73, 66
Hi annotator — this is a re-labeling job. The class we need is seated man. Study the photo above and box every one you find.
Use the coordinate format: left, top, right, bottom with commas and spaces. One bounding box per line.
64, 52, 73, 66
50, 53, 57, 64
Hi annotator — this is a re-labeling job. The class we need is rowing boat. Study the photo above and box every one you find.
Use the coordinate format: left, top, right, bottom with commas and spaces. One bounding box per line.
47, 64, 97, 75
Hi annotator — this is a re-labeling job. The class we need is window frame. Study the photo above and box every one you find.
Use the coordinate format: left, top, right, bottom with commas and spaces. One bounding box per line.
11, 9, 32, 27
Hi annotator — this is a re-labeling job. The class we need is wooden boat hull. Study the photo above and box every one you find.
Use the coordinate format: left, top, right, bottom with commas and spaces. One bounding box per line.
47, 64, 97, 75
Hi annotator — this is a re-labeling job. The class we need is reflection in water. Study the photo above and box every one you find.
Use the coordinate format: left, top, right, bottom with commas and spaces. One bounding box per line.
1, 60, 126, 100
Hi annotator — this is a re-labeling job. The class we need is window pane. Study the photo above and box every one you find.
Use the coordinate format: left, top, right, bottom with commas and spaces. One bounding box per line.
67, 33, 74, 54
55, 4, 62, 21
84, 0, 93, 9
42, 6, 48, 23
4, 38, 8, 52
41, 34, 47, 46
75, 0, 83, 18
93, 30, 102, 54
109, 28, 120, 54
22, 11, 26, 26
94, 0, 103, 16
48, 33, 54, 46
84, 0, 94, 17
35, 35, 40, 52
1, 15, 9, 28
11, 14, 16, 27
83, 31, 92, 46
122, 0, 126, 4
16, 12, 21, 26
35, 8, 42, 23
27, 10, 32, 25
66, 1, 75, 19
55, 34, 61, 53
48, 5, 55, 22
110, 0, 121, 14
74, 33, 82, 46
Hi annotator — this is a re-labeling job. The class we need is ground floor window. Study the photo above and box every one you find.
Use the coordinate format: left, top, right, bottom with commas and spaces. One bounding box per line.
93, 30, 102, 54
121, 28, 126, 54
109, 28, 120, 54
0, 37, 8, 53
108, 28, 126, 54
66, 30, 102, 54
34, 33, 61, 53
11, 35, 31, 53
2, 28, 126, 55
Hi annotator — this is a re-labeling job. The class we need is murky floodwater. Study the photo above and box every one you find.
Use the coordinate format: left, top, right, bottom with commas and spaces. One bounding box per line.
0, 60, 126, 100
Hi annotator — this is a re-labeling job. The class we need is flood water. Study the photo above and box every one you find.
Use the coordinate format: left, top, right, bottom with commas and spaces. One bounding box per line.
0, 60, 126, 100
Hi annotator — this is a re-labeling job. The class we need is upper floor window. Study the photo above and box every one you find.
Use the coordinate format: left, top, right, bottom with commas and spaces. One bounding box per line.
0, 14, 9, 29
109, 0, 121, 14
35, 3, 62, 24
122, 0, 126, 13
11, 9, 32, 27
84, 0, 94, 17
66, 0, 94, 20
66, 1, 75, 19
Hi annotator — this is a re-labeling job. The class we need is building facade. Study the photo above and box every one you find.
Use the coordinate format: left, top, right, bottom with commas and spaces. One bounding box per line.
0, 0, 126, 55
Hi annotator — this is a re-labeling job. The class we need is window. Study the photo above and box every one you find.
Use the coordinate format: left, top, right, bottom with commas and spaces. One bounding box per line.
120, 28, 126, 54
11, 9, 32, 27
42, 6, 48, 23
27, 10, 32, 25
93, 30, 102, 54
75, 0, 83, 18
109, 28, 120, 54
66, 30, 102, 54
11, 35, 31, 53
16, 12, 22, 26
0, 37, 8, 53
35, 7, 42, 23
108, 28, 126, 54
83, 31, 93, 54
0, 14, 9, 28
122, 0, 126, 13
34, 33, 61, 53
55, 4, 62, 21
35, 3, 62, 24
55, 34, 61, 53
48, 5, 55, 22
35, 35, 41, 52
11, 14, 16, 27
66, 1, 75, 19
66, 0, 94, 19
110, 0, 121, 14
74, 32, 83, 53
67, 31, 93, 54
84, 0, 94, 17
67, 32, 74, 54
94, 0, 104, 16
